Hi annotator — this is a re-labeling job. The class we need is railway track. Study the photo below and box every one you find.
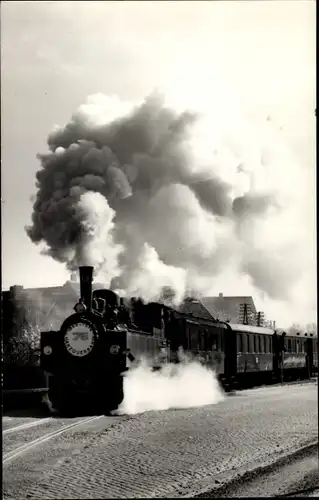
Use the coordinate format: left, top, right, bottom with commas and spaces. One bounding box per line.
3, 415, 103, 465
3, 417, 52, 435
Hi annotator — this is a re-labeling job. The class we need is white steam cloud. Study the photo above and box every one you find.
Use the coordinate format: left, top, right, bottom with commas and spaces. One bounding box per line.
116, 355, 224, 415
26, 91, 313, 315
74, 191, 123, 285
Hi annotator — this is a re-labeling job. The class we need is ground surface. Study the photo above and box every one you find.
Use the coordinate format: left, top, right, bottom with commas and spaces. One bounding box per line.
3, 381, 318, 499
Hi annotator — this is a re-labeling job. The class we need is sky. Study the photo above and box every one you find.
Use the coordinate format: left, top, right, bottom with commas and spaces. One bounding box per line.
1, 1, 316, 327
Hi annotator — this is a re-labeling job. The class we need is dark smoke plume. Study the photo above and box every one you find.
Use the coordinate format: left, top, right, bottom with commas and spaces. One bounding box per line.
26, 92, 303, 302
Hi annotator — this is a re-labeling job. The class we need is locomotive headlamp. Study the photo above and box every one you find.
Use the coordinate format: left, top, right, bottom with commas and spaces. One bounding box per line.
43, 345, 52, 355
110, 344, 120, 355
74, 302, 86, 314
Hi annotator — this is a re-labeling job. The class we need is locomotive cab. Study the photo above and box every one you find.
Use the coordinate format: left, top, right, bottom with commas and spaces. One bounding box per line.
92, 289, 121, 328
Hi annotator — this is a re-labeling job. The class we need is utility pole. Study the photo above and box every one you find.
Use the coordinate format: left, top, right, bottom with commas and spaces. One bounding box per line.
256, 311, 265, 327
239, 303, 252, 325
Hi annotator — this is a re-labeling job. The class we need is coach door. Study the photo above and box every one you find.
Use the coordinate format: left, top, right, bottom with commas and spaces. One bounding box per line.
223, 323, 237, 379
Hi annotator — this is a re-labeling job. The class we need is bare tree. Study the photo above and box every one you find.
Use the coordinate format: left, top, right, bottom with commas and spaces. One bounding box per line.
306, 323, 317, 335
287, 323, 302, 335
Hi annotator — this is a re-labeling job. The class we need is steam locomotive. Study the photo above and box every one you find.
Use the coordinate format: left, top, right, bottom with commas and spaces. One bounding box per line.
40, 266, 317, 414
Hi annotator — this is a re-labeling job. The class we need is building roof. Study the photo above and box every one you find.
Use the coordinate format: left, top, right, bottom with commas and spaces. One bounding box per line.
177, 297, 216, 321
201, 295, 257, 323
228, 323, 274, 335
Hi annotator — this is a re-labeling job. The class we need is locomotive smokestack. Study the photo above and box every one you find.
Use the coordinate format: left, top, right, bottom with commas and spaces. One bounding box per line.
79, 266, 93, 312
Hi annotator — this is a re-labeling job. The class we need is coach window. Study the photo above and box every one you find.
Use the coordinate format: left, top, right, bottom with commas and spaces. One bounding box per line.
259, 335, 264, 353
266, 336, 271, 353
205, 329, 211, 350
211, 333, 219, 351
292, 338, 296, 353
246, 334, 251, 353
284, 337, 289, 352
263, 335, 267, 353
254, 335, 258, 353
203, 329, 209, 350
187, 327, 192, 350
269, 336, 273, 353
220, 331, 224, 351
199, 330, 204, 350
241, 333, 246, 353
190, 328, 199, 350
203, 330, 207, 350
300, 339, 304, 353
296, 339, 300, 353
248, 334, 253, 353
237, 333, 242, 353
287, 339, 292, 353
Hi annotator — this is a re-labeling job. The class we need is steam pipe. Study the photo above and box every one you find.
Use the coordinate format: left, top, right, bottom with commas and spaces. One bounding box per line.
79, 266, 93, 312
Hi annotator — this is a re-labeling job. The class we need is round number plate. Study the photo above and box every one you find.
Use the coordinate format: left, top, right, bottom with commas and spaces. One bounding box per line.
64, 322, 95, 357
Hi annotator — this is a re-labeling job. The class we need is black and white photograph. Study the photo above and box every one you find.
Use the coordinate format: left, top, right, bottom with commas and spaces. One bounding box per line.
2, 1, 317, 498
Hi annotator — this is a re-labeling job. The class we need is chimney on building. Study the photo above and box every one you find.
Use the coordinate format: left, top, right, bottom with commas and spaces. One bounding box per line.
9, 285, 24, 297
